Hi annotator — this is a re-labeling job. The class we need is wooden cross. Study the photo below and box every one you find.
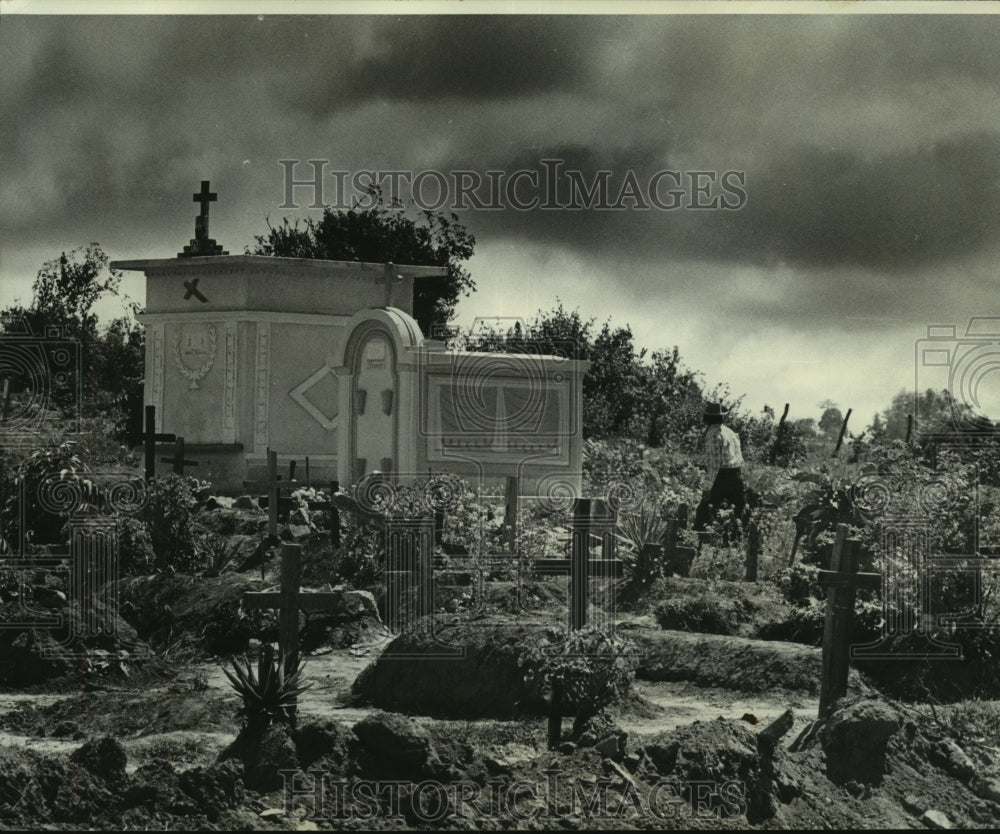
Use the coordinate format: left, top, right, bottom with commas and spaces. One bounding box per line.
662, 503, 696, 577
242, 543, 346, 695
534, 499, 623, 630
244, 449, 301, 539
143, 405, 176, 481
817, 524, 881, 718
160, 435, 198, 476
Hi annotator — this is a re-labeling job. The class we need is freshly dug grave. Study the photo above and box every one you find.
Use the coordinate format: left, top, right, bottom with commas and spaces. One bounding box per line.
626, 626, 873, 696
115, 572, 384, 657
351, 622, 551, 717
0, 595, 150, 688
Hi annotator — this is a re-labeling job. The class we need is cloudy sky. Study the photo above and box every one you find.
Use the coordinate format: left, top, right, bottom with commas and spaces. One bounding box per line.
2, 5, 1000, 429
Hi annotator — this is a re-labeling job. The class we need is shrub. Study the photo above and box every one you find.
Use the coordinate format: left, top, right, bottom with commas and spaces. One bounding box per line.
519, 627, 637, 739
115, 474, 209, 574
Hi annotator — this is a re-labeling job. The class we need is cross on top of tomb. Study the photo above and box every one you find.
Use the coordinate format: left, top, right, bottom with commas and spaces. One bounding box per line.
178, 180, 229, 258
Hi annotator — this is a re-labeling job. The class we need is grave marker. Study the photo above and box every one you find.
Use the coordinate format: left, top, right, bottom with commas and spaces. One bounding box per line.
534, 498, 623, 630
242, 543, 347, 713
160, 436, 199, 476
142, 405, 177, 481
817, 524, 881, 717
244, 449, 301, 539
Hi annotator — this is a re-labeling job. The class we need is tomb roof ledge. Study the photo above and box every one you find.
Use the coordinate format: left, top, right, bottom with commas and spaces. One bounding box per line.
110, 254, 448, 277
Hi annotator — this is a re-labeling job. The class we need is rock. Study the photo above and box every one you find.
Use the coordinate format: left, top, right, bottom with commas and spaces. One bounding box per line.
558, 741, 577, 754
741, 712, 759, 725
932, 738, 975, 780
205, 496, 236, 510
820, 697, 902, 785
353, 712, 441, 780
903, 793, 927, 814
289, 507, 311, 526
971, 777, 1000, 804
624, 752, 642, 772
921, 809, 953, 829
234, 495, 260, 511
577, 732, 597, 748
70, 736, 127, 782
51, 720, 79, 738
32, 586, 67, 607
287, 524, 313, 541
595, 733, 627, 760
260, 808, 285, 818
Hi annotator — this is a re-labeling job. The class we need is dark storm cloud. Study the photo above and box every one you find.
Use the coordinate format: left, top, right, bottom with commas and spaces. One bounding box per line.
2, 13, 1000, 286
722, 133, 1000, 270
281, 16, 600, 115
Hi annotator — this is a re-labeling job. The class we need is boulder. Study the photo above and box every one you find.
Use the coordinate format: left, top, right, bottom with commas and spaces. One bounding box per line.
233, 496, 260, 511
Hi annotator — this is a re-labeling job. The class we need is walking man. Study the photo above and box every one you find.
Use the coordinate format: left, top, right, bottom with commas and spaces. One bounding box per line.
694, 402, 746, 537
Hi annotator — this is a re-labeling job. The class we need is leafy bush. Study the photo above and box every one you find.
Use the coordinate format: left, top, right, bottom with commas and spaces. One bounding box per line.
1, 442, 84, 547
519, 627, 637, 738
115, 474, 209, 574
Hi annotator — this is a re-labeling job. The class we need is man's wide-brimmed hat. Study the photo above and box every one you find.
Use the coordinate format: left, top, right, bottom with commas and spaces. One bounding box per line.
704, 402, 729, 418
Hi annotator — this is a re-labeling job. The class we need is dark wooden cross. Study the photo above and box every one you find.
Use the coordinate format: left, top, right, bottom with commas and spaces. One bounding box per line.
242, 543, 346, 706
244, 449, 301, 539
143, 405, 177, 481
817, 524, 881, 718
535, 499, 623, 630
160, 435, 199, 476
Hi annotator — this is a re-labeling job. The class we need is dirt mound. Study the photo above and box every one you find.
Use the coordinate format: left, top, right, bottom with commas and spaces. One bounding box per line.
350, 622, 550, 718
0, 739, 251, 829
628, 626, 871, 696
0, 596, 150, 689
116, 573, 271, 655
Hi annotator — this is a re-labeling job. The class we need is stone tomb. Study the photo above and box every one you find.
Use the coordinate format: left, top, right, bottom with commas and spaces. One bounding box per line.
113, 252, 588, 494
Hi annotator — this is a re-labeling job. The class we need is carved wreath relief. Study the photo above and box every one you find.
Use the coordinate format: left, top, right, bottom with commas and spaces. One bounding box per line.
172, 323, 217, 389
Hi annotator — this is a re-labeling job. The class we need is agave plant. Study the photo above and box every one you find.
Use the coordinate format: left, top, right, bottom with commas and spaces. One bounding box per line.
616, 500, 668, 557
616, 500, 669, 594
222, 643, 311, 730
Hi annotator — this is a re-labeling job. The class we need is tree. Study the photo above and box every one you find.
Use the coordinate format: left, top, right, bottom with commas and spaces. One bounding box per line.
0, 244, 143, 434
247, 192, 475, 336
818, 400, 844, 439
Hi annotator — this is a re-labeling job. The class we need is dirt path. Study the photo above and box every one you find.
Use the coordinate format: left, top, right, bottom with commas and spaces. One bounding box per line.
0, 635, 826, 775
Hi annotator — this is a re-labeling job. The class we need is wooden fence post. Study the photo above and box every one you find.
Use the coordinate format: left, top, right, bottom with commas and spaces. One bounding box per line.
832, 408, 853, 457
769, 403, 790, 464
